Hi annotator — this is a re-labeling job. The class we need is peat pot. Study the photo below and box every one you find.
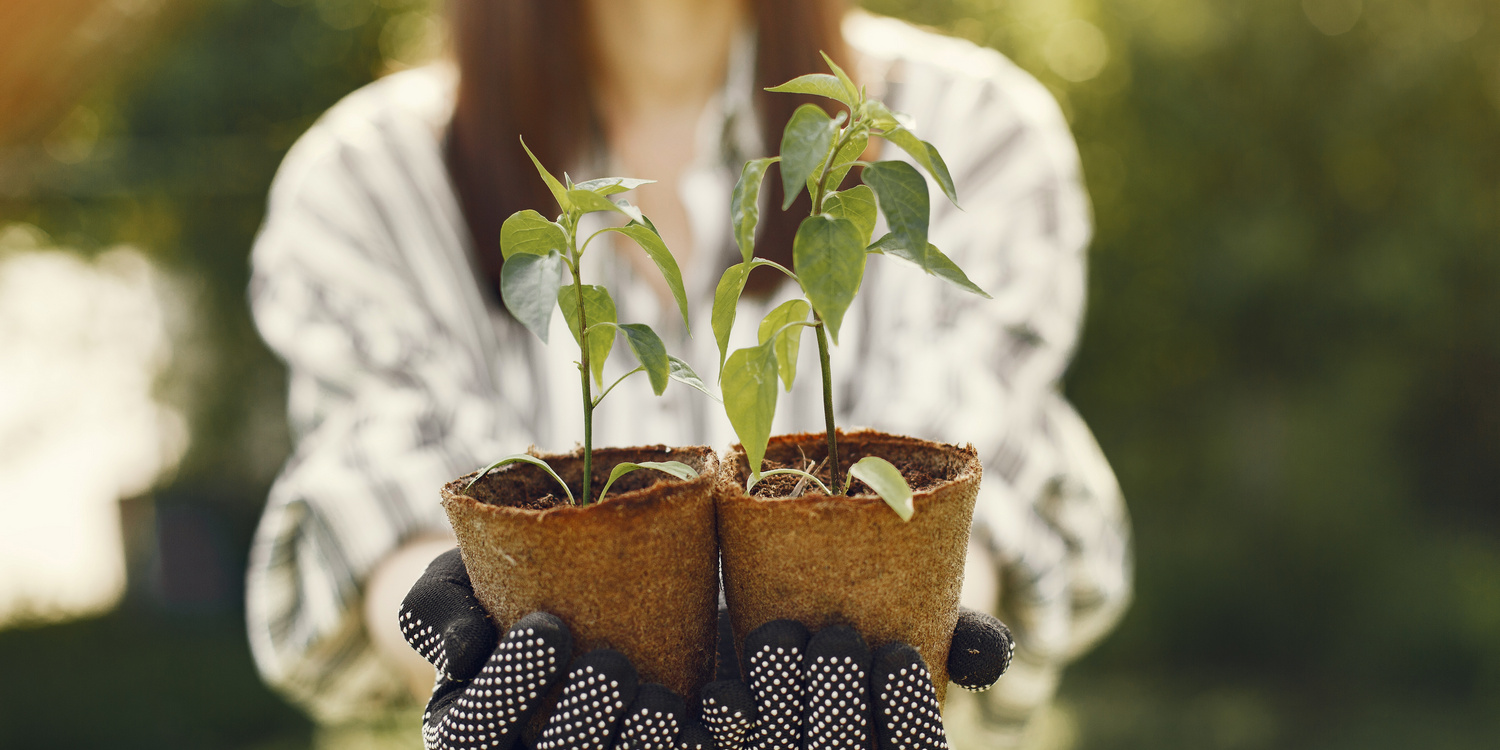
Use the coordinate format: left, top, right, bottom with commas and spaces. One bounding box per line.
442, 444, 719, 701
716, 430, 981, 705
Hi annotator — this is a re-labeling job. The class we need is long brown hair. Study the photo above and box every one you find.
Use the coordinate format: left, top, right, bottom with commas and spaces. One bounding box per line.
446, 0, 851, 303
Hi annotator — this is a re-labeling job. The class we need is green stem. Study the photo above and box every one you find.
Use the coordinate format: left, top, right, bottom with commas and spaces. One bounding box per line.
749, 258, 800, 281
572, 261, 593, 506
806, 124, 860, 492
811, 125, 857, 215
593, 366, 645, 407
813, 318, 840, 492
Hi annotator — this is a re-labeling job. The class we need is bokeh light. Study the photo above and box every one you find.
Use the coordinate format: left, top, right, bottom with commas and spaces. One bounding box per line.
0, 225, 187, 627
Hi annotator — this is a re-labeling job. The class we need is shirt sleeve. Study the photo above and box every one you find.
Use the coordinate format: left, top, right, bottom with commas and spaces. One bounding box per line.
840, 32, 1133, 740
243, 118, 509, 722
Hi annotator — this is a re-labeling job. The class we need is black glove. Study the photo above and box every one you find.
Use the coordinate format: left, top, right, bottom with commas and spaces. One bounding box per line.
401, 549, 1014, 750
401, 548, 710, 750
948, 608, 1014, 692
700, 616, 1010, 750
711, 606, 1013, 695
400, 548, 570, 749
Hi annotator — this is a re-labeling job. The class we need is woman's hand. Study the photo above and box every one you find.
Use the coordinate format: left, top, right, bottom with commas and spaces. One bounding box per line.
400, 548, 568, 748
399, 549, 1014, 750
703, 617, 1010, 750
399, 549, 707, 750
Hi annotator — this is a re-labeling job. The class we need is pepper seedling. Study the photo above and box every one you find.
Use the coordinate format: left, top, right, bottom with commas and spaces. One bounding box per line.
715, 54, 991, 520
465, 138, 716, 505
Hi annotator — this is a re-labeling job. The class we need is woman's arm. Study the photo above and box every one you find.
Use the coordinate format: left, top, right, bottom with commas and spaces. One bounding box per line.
363, 534, 460, 700
245, 109, 513, 722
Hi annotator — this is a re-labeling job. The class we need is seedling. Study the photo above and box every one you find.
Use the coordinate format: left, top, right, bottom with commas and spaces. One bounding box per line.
715, 54, 991, 519
465, 139, 715, 505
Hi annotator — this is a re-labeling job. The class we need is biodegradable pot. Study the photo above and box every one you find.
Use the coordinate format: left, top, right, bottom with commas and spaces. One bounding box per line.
442, 444, 719, 701
717, 429, 981, 705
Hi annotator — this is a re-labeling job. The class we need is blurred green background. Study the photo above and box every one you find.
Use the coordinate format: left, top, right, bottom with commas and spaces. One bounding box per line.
1, 0, 1496, 747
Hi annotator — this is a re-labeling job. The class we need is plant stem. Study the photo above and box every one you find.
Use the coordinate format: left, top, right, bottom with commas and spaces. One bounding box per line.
813, 317, 840, 491
811, 125, 855, 216
572, 262, 593, 506
786, 119, 863, 492
807, 124, 857, 493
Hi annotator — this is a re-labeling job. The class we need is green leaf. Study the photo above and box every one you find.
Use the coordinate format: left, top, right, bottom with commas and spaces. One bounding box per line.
711, 259, 802, 376
566, 188, 637, 219
464, 454, 574, 504
668, 355, 719, 402
573, 176, 654, 196
558, 284, 617, 386
867, 235, 992, 298
597, 460, 698, 503
865, 233, 900, 253
875, 127, 959, 207
500, 251, 565, 343
712, 262, 751, 372
500, 210, 568, 260
604, 224, 690, 332
847, 456, 914, 520
520, 137, 572, 213
862, 100, 910, 132
780, 104, 841, 209
631, 213, 661, 236
766, 73, 855, 110
723, 339, 780, 484
618, 323, 670, 396
809, 130, 869, 199
731, 157, 777, 264
615, 202, 647, 225
757, 299, 811, 391
823, 185, 878, 243
793, 214, 866, 344
862, 160, 931, 268
820, 51, 861, 106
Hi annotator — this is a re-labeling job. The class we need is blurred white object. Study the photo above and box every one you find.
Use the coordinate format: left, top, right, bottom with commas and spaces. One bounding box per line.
0, 224, 188, 628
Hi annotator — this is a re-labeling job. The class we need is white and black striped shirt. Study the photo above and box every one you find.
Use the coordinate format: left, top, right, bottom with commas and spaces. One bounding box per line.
246, 13, 1131, 740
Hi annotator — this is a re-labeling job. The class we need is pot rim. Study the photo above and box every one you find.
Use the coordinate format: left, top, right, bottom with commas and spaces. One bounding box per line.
718, 428, 980, 507
443, 443, 719, 520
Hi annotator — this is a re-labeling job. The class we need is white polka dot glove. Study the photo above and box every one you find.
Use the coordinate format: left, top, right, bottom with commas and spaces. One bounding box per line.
401, 548, 502, 685
401, 550, 1013, 750
947, 608, 1014, 692
701, 615, 1013, 750
400, 549, 716, 750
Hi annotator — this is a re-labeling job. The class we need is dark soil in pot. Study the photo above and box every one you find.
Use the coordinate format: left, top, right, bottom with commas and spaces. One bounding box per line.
749, 454, 948, 498
716, 430, 981, 706
442, 444, 719, 703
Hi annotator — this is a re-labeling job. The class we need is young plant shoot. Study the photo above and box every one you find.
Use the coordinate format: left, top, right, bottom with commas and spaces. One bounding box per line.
465, 139, 714, 505
716, 54, 992, 520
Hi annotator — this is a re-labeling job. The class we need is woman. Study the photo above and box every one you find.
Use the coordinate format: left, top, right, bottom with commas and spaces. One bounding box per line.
245, 0, 1131, 746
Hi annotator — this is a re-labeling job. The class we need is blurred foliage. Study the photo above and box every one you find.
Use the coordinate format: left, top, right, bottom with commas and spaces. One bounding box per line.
1, 0, 1498, 747
0, 607, 312, 749
862, 0, 1500, 746
0, 0, 434, 746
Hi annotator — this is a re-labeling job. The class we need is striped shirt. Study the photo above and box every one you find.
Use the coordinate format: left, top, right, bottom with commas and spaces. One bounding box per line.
245, 12, 1132, 743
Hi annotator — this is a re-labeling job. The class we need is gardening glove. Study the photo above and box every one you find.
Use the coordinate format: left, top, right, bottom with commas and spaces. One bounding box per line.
400, 548, 717, 750
701, 615, 1014, 750
947, 607, 1015, 692
400, 547, 567, 749
712, 606, 1014, 691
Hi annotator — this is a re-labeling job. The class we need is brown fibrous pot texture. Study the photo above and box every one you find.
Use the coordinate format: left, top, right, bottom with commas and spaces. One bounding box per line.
717, 430, 980, 705
442, 444, 719, 702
